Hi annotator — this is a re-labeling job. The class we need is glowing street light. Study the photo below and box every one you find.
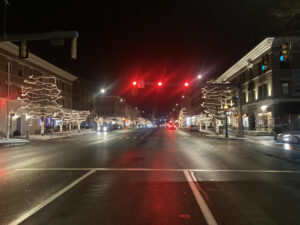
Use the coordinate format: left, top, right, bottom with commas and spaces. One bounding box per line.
158, 81, 162, 86
100, 88, 106, 94
197, 74, 202, 79
184, 82, 189, 87
182, 95, 185, 98
176, 103, 179, 106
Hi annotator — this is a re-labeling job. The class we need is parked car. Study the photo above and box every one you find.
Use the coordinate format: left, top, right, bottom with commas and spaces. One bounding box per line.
112, 124, 122, 130
275, 130, 300, 144
188, 125, 199, 132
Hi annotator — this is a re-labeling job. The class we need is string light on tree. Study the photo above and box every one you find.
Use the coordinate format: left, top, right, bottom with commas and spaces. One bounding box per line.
19, 75, 63, 135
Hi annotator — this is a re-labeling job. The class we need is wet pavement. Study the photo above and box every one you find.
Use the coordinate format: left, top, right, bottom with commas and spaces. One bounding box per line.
1, 128, 300, 225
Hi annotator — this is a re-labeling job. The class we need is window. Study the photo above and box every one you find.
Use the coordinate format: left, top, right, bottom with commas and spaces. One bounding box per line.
242, 92, 246, 103
250, 68, 253, 79
281, 81, 290, 96
18, 65, 23, 77
258, 84, 268, 100
248, 90, 255, 102
241, 73, 246, 83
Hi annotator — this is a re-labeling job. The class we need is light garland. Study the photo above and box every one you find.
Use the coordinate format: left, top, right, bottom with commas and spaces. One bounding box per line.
19, 75, 63, 134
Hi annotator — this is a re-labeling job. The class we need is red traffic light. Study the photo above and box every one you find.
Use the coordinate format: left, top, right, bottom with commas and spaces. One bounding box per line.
132, 81, 137, 86
184, 82, 189, 87
158, 81, 162, 86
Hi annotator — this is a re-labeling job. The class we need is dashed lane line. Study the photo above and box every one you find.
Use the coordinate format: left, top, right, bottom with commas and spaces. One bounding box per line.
7, 169, 96, 225
184, 169, 218, 225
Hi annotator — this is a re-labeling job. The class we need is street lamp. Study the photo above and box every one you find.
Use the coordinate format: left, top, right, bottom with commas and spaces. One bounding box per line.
182, 95, 185, 98
223, 103, 229, 138
176, 103, 179, 106
100, 88, 106, 94
197, 74, 202, 79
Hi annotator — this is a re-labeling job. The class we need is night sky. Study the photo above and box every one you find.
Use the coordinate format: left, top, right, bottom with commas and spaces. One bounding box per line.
4, 0, 300, 118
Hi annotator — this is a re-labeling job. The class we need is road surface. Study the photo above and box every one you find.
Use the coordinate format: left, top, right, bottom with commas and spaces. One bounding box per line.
0, 128, 300, 225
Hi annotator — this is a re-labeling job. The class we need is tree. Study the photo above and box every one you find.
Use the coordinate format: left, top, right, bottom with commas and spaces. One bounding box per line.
62, 110, 90, 133
71, 110, 90, 132
201, 80, 233, 133
20, 75, 63, 135
94, 116, 104, 130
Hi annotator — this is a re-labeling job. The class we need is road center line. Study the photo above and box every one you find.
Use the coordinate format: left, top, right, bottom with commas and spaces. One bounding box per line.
8, 169, 96, 225
184, 169, 218, 225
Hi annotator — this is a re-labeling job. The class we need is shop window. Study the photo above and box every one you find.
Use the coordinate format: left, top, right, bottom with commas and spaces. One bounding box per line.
281, 81, 290, 96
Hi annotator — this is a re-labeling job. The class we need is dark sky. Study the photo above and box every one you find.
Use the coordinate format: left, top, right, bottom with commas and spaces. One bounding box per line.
4, 0, 299, 118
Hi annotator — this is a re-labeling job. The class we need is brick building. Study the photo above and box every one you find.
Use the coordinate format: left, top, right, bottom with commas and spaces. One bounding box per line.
0, 42, 77, 137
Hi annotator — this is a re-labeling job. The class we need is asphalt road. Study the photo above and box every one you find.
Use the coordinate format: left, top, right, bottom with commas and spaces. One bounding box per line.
1, 128, 300, 225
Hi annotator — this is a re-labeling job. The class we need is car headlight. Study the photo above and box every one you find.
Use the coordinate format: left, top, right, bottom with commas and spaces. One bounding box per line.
283, 134, 291, 138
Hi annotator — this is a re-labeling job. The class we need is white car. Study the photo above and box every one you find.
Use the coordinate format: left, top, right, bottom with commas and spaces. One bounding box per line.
276, 131, 300, 144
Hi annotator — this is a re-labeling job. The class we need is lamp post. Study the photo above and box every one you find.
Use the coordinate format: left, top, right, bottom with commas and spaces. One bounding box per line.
223, 103, 229, 138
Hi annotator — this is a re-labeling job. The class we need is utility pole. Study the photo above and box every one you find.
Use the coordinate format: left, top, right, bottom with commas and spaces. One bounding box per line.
6, 61, 10, 139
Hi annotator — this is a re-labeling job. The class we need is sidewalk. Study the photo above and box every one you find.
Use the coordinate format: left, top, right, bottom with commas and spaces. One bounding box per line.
0, 138, 29, 144
17, 129, 95, 142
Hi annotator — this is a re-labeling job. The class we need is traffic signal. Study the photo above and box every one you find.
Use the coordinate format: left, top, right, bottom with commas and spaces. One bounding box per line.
132, 81, 138, 95
261, 55, 269, 71
137, 80, 144, 88
71, 37, 77, 60
19, 40, 29, 59
280, 42, 290, 63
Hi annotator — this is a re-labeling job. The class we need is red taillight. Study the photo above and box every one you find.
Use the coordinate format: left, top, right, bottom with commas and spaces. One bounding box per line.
173, 125, 176, 128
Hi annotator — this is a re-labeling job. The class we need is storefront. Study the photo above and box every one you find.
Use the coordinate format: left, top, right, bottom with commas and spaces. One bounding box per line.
257, 105, 273, 131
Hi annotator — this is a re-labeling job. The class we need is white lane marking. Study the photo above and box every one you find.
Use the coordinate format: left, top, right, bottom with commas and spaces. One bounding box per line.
183, 169, 218, 225
13, 168, 300, 173
8, 169, 96, 225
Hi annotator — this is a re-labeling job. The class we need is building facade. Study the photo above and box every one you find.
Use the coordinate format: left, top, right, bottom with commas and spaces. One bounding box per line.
0, 42, 77, 137
72, 78, 94, 112
216, 37, 300, 133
